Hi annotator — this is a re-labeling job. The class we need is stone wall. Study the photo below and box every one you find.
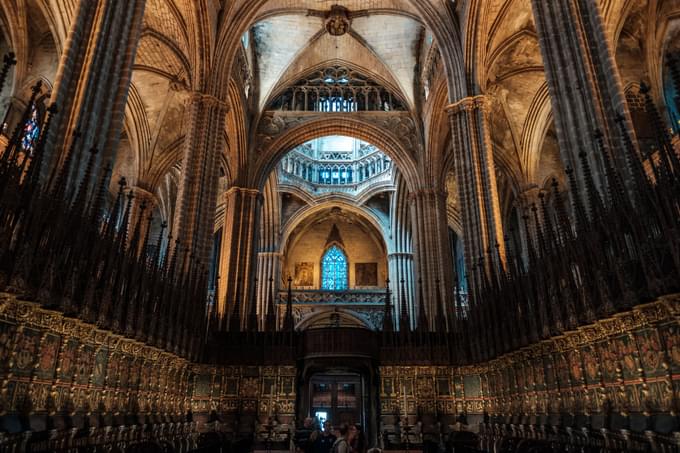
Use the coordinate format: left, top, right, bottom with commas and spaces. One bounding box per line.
284, 217, 387, 290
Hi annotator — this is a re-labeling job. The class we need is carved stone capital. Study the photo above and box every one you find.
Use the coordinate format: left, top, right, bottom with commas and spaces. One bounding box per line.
445, 95, 491, 117
223, 186, 262, 204
224, 186, 260, 197
190, 91, 229, 112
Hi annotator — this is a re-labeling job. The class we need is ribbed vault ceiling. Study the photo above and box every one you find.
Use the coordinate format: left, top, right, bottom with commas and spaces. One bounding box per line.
251, 5, 424, 109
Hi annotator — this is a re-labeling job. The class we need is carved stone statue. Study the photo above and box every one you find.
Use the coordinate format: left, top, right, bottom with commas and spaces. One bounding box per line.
325, 6, 351, 36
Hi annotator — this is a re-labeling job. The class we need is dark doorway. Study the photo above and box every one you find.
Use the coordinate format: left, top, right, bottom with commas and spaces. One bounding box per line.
309, 373, 363, 428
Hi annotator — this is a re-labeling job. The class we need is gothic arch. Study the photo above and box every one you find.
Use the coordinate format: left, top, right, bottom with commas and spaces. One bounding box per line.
426, 75, 454, 188
521, 81, 554, 184
134, 31, 192, 84
280, 200, 388, 258
145, 136, 185, 191
227, 76, 249, 184
120, 84, 149, 187
295, 308, 372, 331
251, 116, 421, 192
0, 0, 60, 117
277, 178, 395, 210
485, 29, 544, 84
609, 0, 644, 47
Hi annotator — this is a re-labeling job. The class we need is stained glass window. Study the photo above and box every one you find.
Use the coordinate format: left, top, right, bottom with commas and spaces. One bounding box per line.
21, 106, 40, 156
321, 245, 348, 290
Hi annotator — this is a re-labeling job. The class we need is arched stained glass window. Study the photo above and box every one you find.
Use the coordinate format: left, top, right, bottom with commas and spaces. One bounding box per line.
321, 245, 348, 290
21, 106, 40, 156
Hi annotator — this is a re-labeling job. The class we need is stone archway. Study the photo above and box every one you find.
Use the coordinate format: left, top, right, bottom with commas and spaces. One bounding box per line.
295, 308, 372, 330
296, 353, 380, 446
251, 113, 421, 191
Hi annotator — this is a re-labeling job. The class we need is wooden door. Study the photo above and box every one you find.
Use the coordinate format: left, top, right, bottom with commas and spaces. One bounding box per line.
309, 374, 362, 428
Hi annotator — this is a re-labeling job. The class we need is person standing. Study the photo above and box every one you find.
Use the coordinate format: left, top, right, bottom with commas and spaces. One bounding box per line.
295, 417, 317, 453
331, 423, 350, 453
313, 420, 337, 453
348, 424, 366, 453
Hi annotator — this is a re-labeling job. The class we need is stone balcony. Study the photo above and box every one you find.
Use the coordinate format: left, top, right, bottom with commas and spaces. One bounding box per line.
276, 289, 387, 330
277, 288, 386, 305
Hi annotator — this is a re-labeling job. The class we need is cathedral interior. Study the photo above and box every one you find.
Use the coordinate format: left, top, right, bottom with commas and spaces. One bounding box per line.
2, 0, 680, 452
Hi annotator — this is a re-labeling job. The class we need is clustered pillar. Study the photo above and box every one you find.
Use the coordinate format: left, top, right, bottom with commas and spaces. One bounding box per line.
446, 96, 506, 294
256, 251, 283, 329
45, 0, 147, 178
217, 187, 261, 330
409, 189, 455, 330
529, 0, 637, 186
172, 92, 229, 266
387, 252, 415, 328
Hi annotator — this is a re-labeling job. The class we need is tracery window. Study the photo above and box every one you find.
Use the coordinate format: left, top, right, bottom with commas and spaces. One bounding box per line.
664, 53, 680, 134
267, 66, 406, 112
321, 245, 348, 290
21, 106, 40, 155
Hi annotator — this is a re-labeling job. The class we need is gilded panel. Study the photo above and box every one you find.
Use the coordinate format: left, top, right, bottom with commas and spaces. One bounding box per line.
194, 374, 211, 397
596, 339, 618, 384
92, 348, 108, 387
416, 375, 434, 398
0, 320, 16, 373
635, 328, 666, 378
436, 377, 450, 396
463, 375, 481, 398
660, 323, 680, 374
224, 377, 238, 396
35, 332, 60, 380
11, 327, 41, 376
453, 375, 464, 398
613, 334, 638, 380
57, 337, 79, 381
75, 344, 95, 385
543, 355, 557, 389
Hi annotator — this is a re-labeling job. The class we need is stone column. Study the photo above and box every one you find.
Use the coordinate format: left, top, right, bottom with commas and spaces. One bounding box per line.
172, 92, 228, 266
256, 252, 282, 329
529, 0, 637, 186
409, 188, 455, 330
216, 187, 261, 330
45, 0, 147, 179
387, 252, 415, 329
446, 95, 506, 291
